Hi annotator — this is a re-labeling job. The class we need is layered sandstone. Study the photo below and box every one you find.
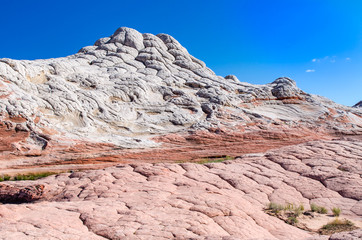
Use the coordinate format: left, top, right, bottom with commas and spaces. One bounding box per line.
0, 27, 361, 172
0, 27, 361, 239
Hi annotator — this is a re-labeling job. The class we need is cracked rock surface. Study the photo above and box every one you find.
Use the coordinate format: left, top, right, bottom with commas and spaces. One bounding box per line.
0, 139, 360, 239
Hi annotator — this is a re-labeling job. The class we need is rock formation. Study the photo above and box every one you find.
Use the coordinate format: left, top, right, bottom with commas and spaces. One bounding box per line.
0, 27, 361, 239
0, 183, 44, 204
353, 101, 362, 108
0, 139, 361, 239
0, 27, 361, 173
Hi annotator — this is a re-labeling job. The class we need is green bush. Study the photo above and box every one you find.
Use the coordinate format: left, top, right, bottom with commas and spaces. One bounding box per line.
310, 203, 328, 214
319, 219, 356, 234
322, 219, 353, 229
268, 202, 305, 217
293, 205, 304, 217
287, 216, 298, 225
332, 207, 341, 217
310, 203, 318, 212
298, 204, 304, 211
0, 175, 11, 182
268, 202, 284, 213
0, 172, 56, 181
320, 207, 328, 214
13, 172, 55, 181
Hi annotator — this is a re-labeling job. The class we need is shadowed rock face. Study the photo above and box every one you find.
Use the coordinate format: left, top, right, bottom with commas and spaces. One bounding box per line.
0, 27, 361, 172
353, 101, 362, 108
0, 139, 361, 239
0, 184, 44, 204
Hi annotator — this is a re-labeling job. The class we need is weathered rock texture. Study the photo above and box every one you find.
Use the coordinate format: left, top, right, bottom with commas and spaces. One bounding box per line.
0, 27, 361, 239
0, 183, 44, 204
0, 139, 361, 239
0, 27, 361, 172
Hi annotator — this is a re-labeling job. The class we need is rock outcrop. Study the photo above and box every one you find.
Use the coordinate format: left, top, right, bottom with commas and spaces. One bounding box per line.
0, 184, 44, 204
0, 27, 361, 172
353, 101, 362, 108
0, 139, 361, 239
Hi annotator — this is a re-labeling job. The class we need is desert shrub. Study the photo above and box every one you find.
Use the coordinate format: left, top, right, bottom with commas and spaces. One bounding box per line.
293, 205, 304, 217
310, 203, 328, 214
320, 207, 328, 214
13, 172, 55, 181
268, 202, 305, 217
319, 219, 356, 234
287, 216, 298, 225
196, 156, 234, 164
0, 175, 11, 182
298, 204, 304, 211
310, 203, 318, 212
268, 202, 284, 213
284, 203, 294, 211
332, 207, 341, 217
322, 219, 353, 229
0, 172, 56, 181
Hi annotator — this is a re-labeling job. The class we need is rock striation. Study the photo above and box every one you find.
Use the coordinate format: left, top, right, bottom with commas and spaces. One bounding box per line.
0, 27, 361, 172
0, 139, 361, 239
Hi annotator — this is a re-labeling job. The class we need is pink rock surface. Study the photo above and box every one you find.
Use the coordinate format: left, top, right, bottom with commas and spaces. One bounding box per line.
0, 139, 361, 239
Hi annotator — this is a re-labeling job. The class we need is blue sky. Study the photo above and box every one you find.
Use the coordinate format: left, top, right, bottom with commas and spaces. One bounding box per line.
1, 0, 361, 106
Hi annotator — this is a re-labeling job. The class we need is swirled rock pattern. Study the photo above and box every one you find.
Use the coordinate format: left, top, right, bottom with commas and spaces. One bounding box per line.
0, 27, 361, 172
0, 139, 361, 239
0, 27, 361, 239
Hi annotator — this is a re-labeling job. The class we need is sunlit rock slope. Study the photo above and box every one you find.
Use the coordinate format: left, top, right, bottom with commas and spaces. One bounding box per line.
0, 27, 361, 172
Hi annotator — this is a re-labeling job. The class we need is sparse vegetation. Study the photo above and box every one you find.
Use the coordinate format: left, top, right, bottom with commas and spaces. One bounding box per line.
319, 219, 357, 235
267, 202, 284, 214
332, 207, 341, 217
195, 155, 234, 164
310, 203, 328, 214
293, 204, 304, 217
0, 175, 11, 182
0, 172, 56, 181
310, 203, 318, 212
337, 166, 348, 172
320, 207, 328, 214
287, 216, 298, 225
266, 202, 358, 233
266, 202, 305, 225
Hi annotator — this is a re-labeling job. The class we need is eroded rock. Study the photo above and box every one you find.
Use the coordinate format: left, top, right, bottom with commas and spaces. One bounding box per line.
0, 184, 44, 203
0, 140, 360, 239
0, 27, 361, 170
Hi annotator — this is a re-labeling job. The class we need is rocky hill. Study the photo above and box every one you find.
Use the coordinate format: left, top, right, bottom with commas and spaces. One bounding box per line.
0, 27, 361, 173
0, 27, 361, 239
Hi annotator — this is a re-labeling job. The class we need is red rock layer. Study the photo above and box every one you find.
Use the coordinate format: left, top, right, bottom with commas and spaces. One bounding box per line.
0, 124, 332, 174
